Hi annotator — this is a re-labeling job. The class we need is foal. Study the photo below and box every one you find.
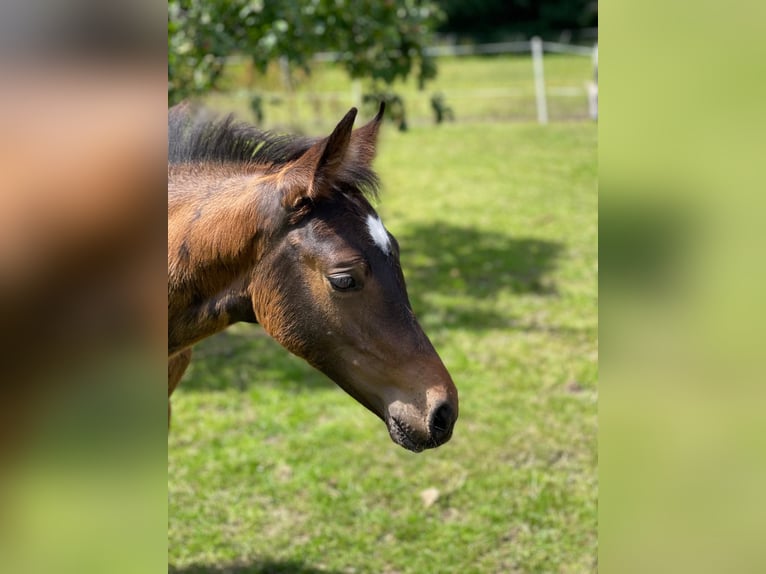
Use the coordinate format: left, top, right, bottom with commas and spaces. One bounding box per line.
168, 104, 457, 452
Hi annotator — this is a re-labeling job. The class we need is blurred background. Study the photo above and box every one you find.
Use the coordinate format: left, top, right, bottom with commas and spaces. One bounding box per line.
168, 0, 598, 130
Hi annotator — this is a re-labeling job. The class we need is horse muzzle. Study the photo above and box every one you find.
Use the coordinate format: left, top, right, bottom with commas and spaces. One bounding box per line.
386, 400, 457, 453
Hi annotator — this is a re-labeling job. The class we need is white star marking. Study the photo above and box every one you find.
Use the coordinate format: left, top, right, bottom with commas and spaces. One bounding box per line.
366, 214, 391, 255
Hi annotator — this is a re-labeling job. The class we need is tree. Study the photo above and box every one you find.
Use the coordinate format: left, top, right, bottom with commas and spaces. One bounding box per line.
168, 0, 445, 105
435, 0, 597, 42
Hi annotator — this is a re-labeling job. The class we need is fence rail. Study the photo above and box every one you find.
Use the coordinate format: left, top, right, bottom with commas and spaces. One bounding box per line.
218, 38, 598, 129
314, 40, 595, 60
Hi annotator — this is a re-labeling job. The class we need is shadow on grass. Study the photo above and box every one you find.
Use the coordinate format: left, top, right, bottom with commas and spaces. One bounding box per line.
396, 222, 563, 331
169, 560, 342, 574
179, 328, 334, 393
179, 222, 562, 392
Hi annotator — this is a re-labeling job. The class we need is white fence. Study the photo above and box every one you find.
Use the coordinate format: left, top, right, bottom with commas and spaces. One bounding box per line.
317, 38, 598, 125
220, 38, 598, 128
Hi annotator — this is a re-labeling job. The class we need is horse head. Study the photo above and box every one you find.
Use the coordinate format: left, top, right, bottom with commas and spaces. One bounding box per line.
251, 106, 458, 452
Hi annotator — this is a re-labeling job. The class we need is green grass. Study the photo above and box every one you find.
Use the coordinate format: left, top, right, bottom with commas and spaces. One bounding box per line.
168, 122, 598, 573
206, 53, 595, 130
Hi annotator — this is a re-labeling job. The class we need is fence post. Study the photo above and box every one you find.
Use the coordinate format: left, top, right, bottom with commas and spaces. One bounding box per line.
531, 37, 548, 124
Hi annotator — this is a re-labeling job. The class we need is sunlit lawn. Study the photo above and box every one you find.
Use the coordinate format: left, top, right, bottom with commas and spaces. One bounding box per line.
168, 118, 597, 573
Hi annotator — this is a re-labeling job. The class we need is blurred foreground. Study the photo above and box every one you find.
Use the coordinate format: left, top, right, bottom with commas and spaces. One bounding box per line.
600, 2, 766, 571
0, 2, 167, 573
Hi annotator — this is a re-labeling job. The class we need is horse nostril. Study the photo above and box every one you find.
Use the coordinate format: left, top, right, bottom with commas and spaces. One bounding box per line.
429, 402, 456, 444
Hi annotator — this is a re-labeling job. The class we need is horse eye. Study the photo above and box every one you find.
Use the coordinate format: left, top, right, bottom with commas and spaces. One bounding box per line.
328, 274, 357, 291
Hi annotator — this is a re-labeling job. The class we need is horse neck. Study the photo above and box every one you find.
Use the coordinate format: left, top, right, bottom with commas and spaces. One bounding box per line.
168, 164, 280, 354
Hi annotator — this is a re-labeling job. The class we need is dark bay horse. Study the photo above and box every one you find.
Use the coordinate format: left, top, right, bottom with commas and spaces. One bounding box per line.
168, 103, 457, 452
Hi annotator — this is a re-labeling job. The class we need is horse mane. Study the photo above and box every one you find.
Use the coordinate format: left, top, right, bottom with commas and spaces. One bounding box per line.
168, 103, 380, 201
168, 103, 313, 166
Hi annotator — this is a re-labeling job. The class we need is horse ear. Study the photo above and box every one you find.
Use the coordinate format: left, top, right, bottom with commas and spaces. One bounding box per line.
317, 106, 358, 179
280, 107, 358, 209
350, 101, 385, 166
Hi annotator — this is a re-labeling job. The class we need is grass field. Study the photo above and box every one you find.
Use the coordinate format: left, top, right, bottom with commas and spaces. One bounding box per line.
168, 119, 598, 573
205, 52, 595, 130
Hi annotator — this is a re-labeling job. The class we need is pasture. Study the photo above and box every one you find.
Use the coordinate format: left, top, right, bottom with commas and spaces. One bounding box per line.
207, 52, 595, 128
168, 118, 598, 573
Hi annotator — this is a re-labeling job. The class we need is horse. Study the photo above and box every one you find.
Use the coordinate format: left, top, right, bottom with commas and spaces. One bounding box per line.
168, 103, 458, 452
